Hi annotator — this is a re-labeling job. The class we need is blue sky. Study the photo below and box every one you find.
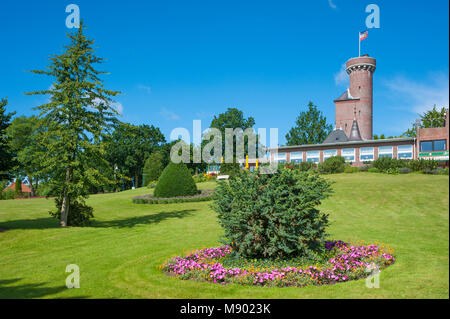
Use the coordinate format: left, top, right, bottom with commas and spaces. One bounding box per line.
1, 0, 448, 145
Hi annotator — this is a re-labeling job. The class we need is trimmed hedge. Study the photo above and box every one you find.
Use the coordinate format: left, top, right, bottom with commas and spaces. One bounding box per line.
133, 192, 216, 204
153, 162, 198, 197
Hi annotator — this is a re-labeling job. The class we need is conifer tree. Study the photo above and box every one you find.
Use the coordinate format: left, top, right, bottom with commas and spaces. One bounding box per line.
0, 98, 16, 181
26, 23, 120, 226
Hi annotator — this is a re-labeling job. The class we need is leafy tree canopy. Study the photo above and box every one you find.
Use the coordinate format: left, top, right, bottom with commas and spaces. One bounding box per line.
104, 121, 166, 188
403, 105, 448, 138
285, 102, 333, 146
206, 107, 259, 161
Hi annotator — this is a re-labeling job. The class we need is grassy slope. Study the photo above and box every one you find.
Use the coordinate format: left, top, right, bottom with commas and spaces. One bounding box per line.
0, 175, 448, 299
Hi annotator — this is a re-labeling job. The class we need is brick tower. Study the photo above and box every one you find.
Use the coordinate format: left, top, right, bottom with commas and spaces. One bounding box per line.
334, 55, 376, 140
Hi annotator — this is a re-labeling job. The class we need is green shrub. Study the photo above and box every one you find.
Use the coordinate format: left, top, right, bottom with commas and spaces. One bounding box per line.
212, 169, 332, 259
372, 157, 405, 172
407, 159, 439, 171
143, 152, 165, 186
154, 162, 198, 197
359, 165, 370, 172
219, 162, 241, 177
423, 167, 446, 175
344, 166, 359, 173
147, 181, 157, 189
368, 167, 380, 173
1, 188, 15, 200
318, 156, 346, 174
398, 167, 412, 174
193, 174, 207, 183
49, 197, 94, 226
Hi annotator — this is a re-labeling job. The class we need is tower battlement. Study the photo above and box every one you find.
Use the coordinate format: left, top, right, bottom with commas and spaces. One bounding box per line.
335, 55, 376, 140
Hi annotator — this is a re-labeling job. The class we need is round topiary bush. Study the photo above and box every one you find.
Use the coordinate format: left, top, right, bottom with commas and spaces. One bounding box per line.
153, 162, 198, 198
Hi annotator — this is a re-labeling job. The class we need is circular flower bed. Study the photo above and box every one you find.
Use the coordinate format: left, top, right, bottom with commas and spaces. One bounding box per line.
133, 190, 215, 204
162, 241, 395, 287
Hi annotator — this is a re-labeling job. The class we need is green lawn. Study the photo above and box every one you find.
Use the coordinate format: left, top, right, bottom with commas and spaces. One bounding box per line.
0, 174, 448, 299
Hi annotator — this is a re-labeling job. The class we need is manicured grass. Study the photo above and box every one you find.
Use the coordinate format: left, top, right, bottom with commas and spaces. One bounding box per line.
0, 174, 448, 298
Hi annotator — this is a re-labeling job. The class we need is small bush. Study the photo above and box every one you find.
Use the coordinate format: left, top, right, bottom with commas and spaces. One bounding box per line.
154, 162, 198, 197
423, 167, 446, 175
318, 156, 346, 174
193, 174, 207, 183
359, 165, 370, 172
147, 181, 157, 189
1, 189, 15, 200
407, 159, 439, 171
372, 157, 406, 172
344, 166, 359, 173
398, 167, 412, 174
368, 167, 380, 173
212, 169, 332, 259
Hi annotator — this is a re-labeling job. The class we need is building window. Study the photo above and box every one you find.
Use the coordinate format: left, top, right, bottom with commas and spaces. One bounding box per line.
306, 150, 320, 163
323, 149, 337, 160
342, 148, 355, 162
378, 146, 393, 158
420, 140, 447, 152
360, 147, 374, 161
397, 145, 413, 159
274, 152, 286, 163
290, 151, 303, 163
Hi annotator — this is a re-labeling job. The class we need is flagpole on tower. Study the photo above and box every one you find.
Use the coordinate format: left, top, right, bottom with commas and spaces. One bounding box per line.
358, 32, 360, 57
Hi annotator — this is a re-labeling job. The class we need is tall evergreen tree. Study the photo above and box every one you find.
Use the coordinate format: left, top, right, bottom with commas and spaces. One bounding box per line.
0, 98, 16, 181
26, 23, 120, 226
285, 102, 332, 145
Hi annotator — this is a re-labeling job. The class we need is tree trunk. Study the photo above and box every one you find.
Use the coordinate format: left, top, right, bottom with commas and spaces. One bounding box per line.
28, 174, 35, 197
35, 177, 39, 195
60, 167, 71, 227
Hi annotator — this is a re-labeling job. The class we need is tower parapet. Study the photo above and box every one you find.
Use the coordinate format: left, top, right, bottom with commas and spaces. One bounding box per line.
335, 55, 376, 140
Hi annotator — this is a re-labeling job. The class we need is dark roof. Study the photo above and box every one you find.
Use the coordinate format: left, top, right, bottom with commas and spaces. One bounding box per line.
348, 119, 363, 141
334, 89, 360, 102
323, 129, 349, 144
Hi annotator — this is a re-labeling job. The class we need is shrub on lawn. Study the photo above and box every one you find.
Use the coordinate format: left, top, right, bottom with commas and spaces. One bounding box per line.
344, 166, 359, 173
372, 157, 405, 172
398, 167, 412, 174
212, 169, 332, 259
318, 156, 346, 174
359, 165, 370, 172
406, 158, 439, 171
423, 167, 446, 175
154, 162, 198, 197
368, 167, 380, 173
